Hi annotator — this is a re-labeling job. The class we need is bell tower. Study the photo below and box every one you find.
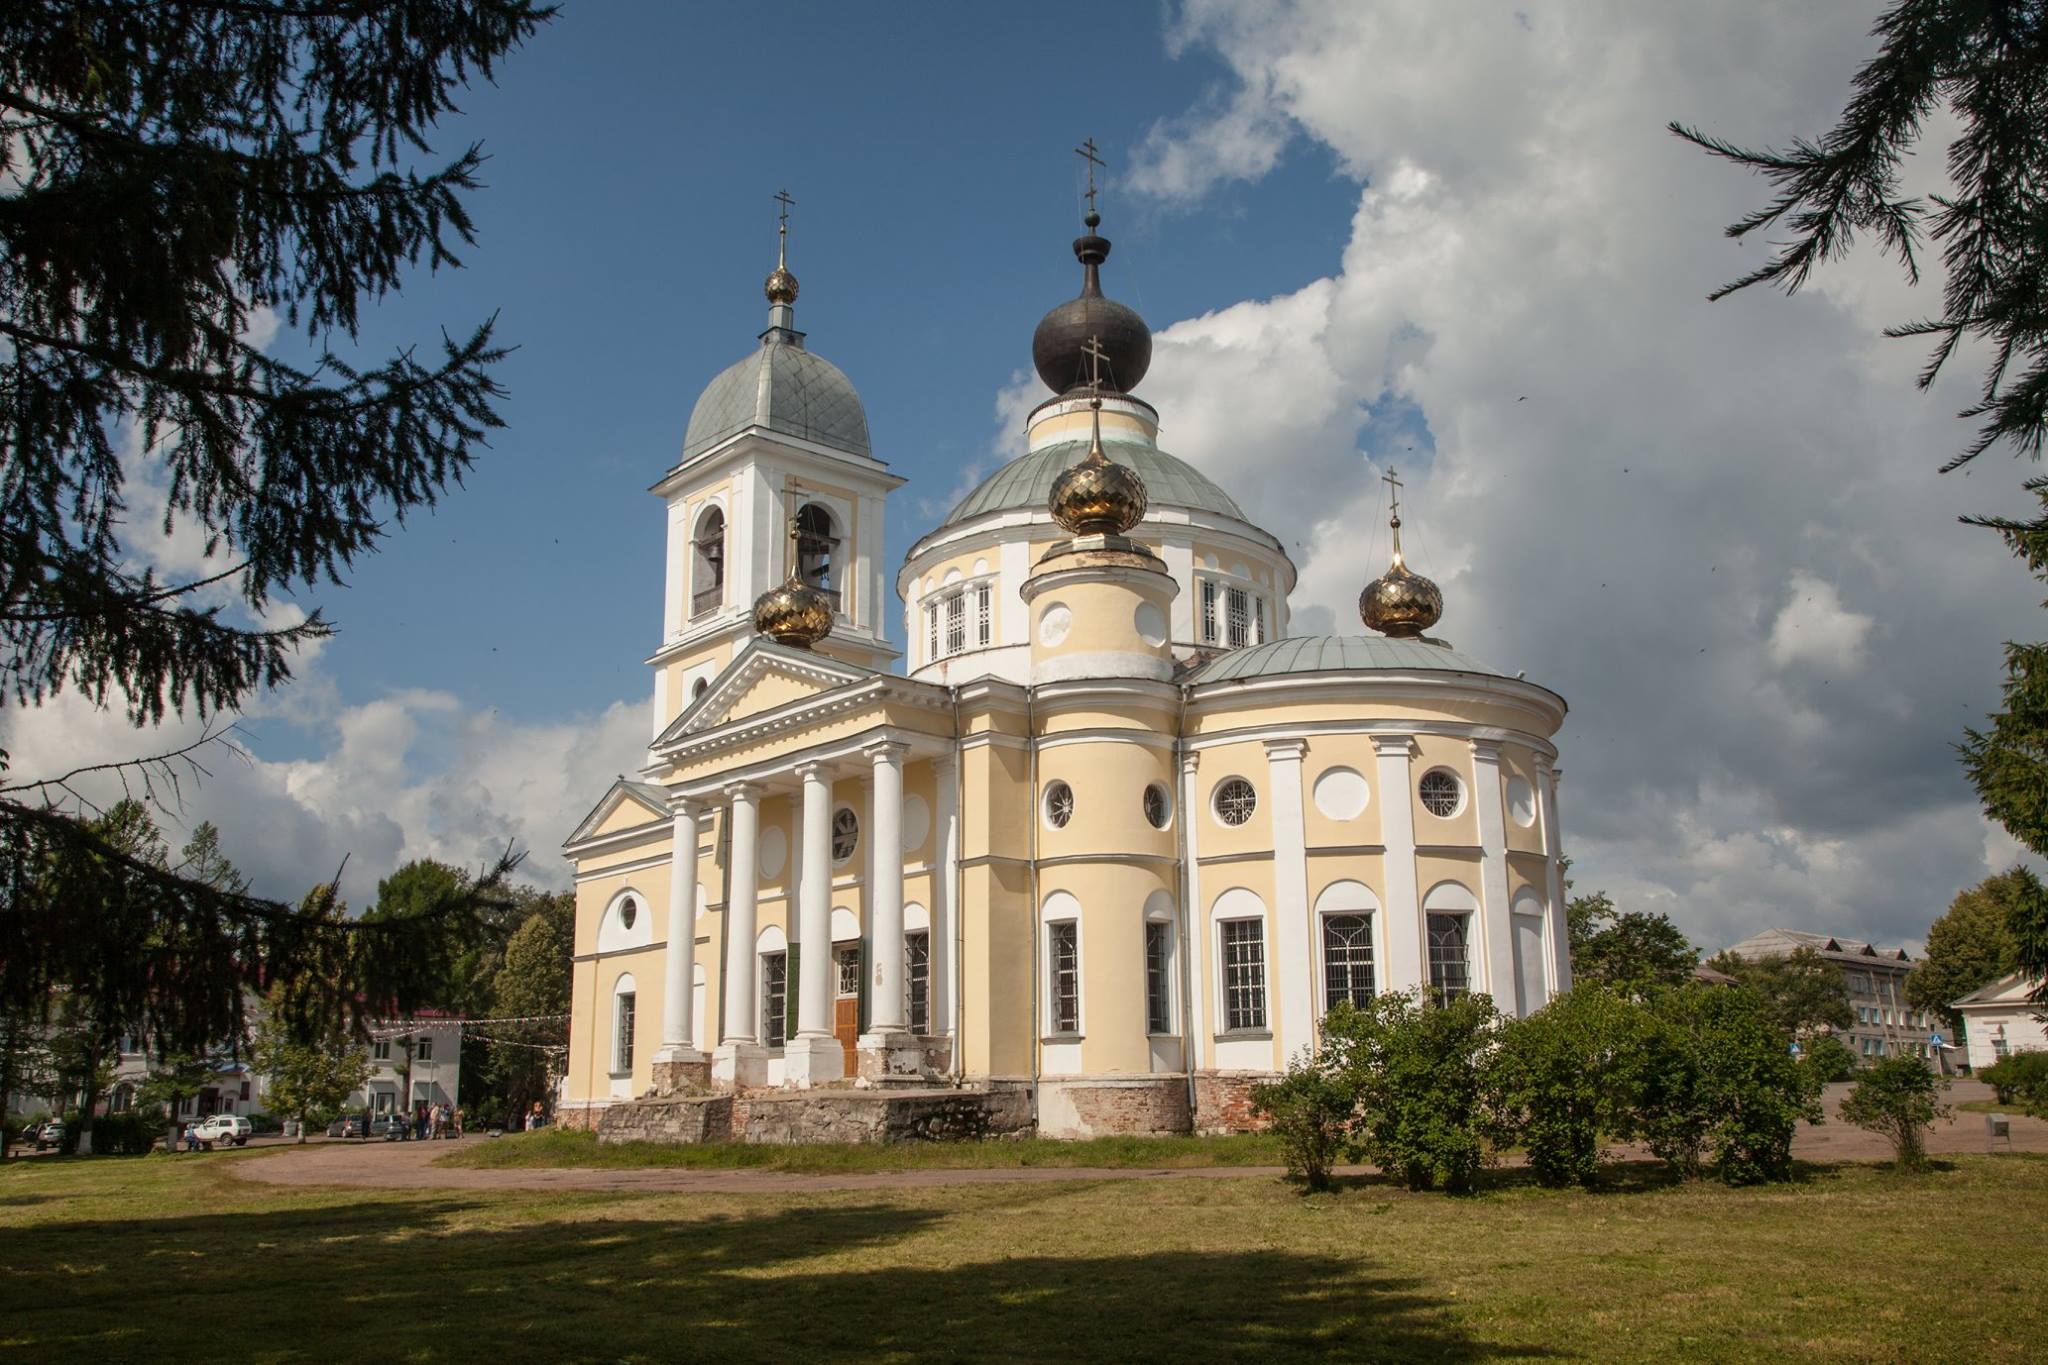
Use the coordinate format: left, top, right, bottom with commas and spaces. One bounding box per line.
647, 192, 903, 736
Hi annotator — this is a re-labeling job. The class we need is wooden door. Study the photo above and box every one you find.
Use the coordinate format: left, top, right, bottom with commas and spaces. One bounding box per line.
833, 998, 859, 1074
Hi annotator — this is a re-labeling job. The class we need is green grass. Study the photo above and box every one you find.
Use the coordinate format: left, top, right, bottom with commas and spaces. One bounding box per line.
438, 1126, 1287, 1172
5, 1151, 2046, 1361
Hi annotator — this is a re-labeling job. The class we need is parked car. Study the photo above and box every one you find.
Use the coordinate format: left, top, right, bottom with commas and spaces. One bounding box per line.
32, 1120, 65, 1151
187, 1114, 253, 1150
325, 1114, 369, 1139
374, 1115, 408, 1140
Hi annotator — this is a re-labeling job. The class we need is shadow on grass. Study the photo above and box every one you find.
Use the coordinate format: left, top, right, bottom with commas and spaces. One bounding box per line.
6, 1194, 1553, 1360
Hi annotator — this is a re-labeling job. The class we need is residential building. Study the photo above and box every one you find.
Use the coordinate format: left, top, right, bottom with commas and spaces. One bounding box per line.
345, 1014, 462, 1116
1951, 973, 2047, 1070
1720, 927, 1937, 1062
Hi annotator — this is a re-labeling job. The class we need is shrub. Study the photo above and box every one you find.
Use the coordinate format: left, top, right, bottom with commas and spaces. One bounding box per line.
1978, 1050, 2048, 1110
1637, 984, 1824, 1184
89, 1111, 160, 1156
1251, 1053, 1354, 1192
1799, 1034, 1858, 1085
1839, 1056, 1950, 1170
1324, 990, 1499, 1193
1491, 986, 1647, 1188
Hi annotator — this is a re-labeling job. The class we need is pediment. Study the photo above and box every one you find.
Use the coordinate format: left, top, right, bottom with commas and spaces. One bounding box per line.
655, 638, 875, 747
565, 778, 669, 847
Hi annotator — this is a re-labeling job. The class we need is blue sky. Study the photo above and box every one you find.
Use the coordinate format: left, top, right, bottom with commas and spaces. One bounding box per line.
17, 2, 2044, 952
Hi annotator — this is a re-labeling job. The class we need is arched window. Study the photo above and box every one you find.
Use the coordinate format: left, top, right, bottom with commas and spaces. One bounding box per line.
1316, 880, 1381, 1013
1423, 881, 1478, 1002
796, 502, 838, 604
692, 507, 725, 617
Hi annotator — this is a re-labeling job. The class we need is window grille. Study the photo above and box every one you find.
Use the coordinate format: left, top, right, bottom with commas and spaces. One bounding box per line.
1227, 587, 1251, 648
1200, 579, 1219, 644
945, 591, 965, 656
1427, 913, 1470, 1001
1049, 922, 1080, 1034
1254, 597, 1266, 644
926, 603, 939, 661
1143, 783, 1170, 830
1214, 777, 1257, 826
1419, 769, 1462, 817
1145, 921, 1172, 1034
976, 583, 993, 647
1044, 781, 1075, 828
1323, 914, 1376, 1011
613, 994, 635, 1072
836, 945, 861, 997
832, 807, 859, 862
761, 953, 787, 1048
1222, 919, 1267, 1031
906, 931, 930, 1035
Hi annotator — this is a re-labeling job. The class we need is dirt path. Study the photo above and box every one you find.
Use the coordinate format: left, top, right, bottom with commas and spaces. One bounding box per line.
232, 1080, 2048, 1197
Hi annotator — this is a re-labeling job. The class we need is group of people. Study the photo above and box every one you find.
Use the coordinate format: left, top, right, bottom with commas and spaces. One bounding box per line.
355, 1101, 462, 1141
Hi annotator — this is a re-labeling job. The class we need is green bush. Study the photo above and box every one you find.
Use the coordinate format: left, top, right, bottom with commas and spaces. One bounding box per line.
1324, 990, 1499, 1193
1978, 1050, 2048, 1110
1251, 1053, 1354, 1192
1839, 1056, 1950, 1170
1800, 1034, 1858, 1085
88, 1111, 160, 1156
1637, 984, 1824, 1184
245, 1111, 282, 1135
1491, 986, 1647, 1188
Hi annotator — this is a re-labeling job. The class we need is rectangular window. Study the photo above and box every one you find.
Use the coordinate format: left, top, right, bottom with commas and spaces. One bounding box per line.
761, 953, 787, 1049
373, 1039, 391, 1062
613, 994, 635, 1074
836, 945, 862, 998
925, 603, 939, 662
1226, 587, 1251, 648
1049, 922, 1080, 1035
1200, 579, 1219, 645
1993, 1038, 2009, 1057
1427, 913, 1471, 1001
975, 582, 993, 647
416, 1035, 433, 1062
945, 591, 966, 656
239, 1081, 251, 1101
1145, 921, 1172, 1034
1253, 595, 1266, 644
1222, 919, 1267, 1031
906, 931, 931, 1035
1323, 913, 1376, 1012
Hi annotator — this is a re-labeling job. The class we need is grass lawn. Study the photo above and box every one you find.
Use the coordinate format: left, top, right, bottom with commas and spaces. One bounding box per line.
4, 1152, 2045, 1361
439, 1127, 1286, 1172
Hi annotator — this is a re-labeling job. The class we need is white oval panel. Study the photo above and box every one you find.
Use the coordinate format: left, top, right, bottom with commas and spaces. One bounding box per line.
1508, 776, 1537, 828
757, 824, 788, 880
901, 792, 931, 853
1312, 766, 1371, 821
1134, 602, 1168, 647
1038, 602, 1072, 647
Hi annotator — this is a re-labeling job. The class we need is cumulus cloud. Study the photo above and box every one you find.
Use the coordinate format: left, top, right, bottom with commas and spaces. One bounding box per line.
1125, 0, 2043, 950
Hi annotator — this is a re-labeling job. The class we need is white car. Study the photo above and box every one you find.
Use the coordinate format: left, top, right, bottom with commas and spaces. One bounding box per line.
187, 1114, 252, 1150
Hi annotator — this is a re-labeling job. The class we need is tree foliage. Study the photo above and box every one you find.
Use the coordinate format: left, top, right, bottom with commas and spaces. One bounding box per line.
1637, 984, 1825, 1185
0, 1, 548, 1061
1672, 1, 2048, 1002
1909, 867, 2032, 1029
1490, 986, 1649, 1188
252, 986, 368, 1144
1840, 1055, 1951, 1170
1323, 991, 1500, 1193
1568, 895, 1699, 999
1250, 1049, 1354, 1193
1707, 946, 1854, 1041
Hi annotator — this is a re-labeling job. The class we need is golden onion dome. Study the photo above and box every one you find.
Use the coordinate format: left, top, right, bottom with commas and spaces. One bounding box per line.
764, 264, 799, 306
752, 576, 834, 648
1359, 469, 1443, 637
1049, 395, 1148, 535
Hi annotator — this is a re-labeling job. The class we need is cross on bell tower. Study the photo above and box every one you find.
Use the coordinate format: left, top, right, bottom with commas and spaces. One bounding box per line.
1074, 137, 1105, 221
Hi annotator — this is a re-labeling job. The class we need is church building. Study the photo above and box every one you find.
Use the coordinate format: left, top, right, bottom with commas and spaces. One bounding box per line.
559, 187, 1571, 1138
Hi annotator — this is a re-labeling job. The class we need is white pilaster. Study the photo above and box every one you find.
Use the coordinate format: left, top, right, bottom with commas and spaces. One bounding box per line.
1538, 761, 1572, 996
658, 800, 703, 1058
1469, 741, 1518, 1013
933, 751, 960, 1043
864, 743, 908, 1032
1264, 739, 1313, 1055
1180, 749, 1207, 1070
1373, 735, 1423, 994
712, 783, 766, 1088
786, 760, 843, 1085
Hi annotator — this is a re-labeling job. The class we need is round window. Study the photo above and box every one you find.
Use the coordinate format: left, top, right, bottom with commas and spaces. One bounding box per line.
618, 897, 638, 930
1213, 777, 1257, 827
1419, 769, 1463, 818
1043, 781, 1075, 829
831, 807, 859, 863
1143, 783, 1172, 830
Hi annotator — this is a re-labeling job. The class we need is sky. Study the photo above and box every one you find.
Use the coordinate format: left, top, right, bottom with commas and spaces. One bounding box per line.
8, 0, 2044, 955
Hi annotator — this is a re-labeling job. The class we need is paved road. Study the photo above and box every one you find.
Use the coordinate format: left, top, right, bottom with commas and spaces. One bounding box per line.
230, 1080, 2047, 1197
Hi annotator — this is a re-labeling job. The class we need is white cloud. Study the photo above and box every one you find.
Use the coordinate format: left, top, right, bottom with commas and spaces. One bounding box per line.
1123, 0, 2043, 950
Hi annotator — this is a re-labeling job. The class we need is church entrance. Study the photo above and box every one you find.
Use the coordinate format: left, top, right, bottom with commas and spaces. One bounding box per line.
834, 945, 861, 1075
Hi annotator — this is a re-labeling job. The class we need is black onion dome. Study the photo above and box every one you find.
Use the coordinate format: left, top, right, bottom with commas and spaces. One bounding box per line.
1031, 216, 1152, 395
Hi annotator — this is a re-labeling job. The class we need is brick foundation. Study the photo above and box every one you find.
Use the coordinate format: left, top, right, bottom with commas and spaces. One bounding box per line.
1192, 1070, 1276, 1134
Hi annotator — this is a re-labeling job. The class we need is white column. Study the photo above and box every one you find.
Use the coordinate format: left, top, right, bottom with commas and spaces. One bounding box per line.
794, 761, 834, 1041
1263, 739, 1312, 1055
933, 750, 960, 1043
865, 742, 908, 1032
1469, 741, 1518, 1013
660, 799, 702, 1056
1373, 735, 1423, 994
719, 785, 761, 1044
1538, 760, 1572, 994
1180, 749, 1207, 1071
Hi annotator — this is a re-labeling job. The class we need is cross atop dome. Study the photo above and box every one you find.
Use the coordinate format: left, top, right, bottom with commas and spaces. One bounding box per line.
1360, 464, 1445, 638
1032, 137, 1153, 396
765, 187, 800, 315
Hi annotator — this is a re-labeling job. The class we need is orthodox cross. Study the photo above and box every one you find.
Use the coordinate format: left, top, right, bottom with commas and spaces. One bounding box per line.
1383, 466, 1404, 522
1081, 334, 1110, 394
774, 188, 795, 262
1074, 137, 1105, 216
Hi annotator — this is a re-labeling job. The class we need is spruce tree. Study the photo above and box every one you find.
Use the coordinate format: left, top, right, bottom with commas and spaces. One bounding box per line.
0, 2, 549, 1058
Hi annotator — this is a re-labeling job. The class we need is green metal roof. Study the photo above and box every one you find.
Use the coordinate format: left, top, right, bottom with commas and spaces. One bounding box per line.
1185, 634, 1515, 684
940, 438, 1249, 528
682, 334, 870, 460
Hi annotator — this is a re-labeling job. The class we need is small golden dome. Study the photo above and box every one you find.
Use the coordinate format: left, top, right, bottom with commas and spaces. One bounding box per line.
1048, 396, 1147, 535
1360, 561, 1443, 637
752, 576, 833, 647
765, 265, 799, 305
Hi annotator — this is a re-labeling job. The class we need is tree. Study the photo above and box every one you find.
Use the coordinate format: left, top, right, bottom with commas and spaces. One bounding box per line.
1637, 984, 1826, 1184
1568, 896, 1699, 999
1707, 946, 1853, 1041
1909, 868, 2032, 1031
251, 988, 368, 1144
1672, 2, 2048, 1002
136, 1052, 218, 1155
477, 892, 572, 1126
1840, 1055, 1951, 1171
1322, 990, 1500, 1193
1491, 986, 1649, 1189
0, 2, 547, 1061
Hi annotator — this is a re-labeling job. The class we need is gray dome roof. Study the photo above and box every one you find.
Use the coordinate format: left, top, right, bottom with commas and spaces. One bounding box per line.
941, 438, 1247, 528
1186, 634, 1515, 684
682, 336, 870, 460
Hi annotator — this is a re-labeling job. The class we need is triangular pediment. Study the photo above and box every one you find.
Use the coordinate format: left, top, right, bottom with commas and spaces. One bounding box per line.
565, 777, 670, 847
655, 637, 876, 747
1953, 971, 2044, 1010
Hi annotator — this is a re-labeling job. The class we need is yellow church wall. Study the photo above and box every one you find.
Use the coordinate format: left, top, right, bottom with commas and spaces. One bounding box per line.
959, 859, 1034, 1077
573, 857, 671, 958
1409, 734, 1481, 848
572, 826, 668, 884
588, 948, 666, 1099
719, 669, 822, 725
1414, 850, 1483, 900
666, 704, 956, 788
1507, 851, 1552, 905
1030, 573, 1174, 657
565, 956, 598, 1101
658, 637, 738, 723
1299, 735, 1387, 849
1501, 746, 1548, 856
1192, 739, 1274, 857
1035, 738, 1176, 866
589, 798, 665, 841
1306, 852, 1386, 909
1044, 861, 1176, 1075
1036, 697, 1174, 734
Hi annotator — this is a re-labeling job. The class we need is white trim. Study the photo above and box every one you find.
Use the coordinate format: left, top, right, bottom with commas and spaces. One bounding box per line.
1263, 739, 1312, 1056
1373, 735, 1423, 994
597, 887, 654, 955
1031, 650, 1176, 684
